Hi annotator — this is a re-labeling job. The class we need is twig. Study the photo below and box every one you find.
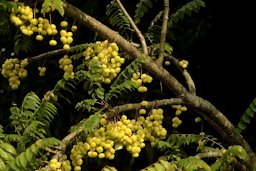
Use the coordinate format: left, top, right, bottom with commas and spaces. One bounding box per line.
156, 0, 169, 66
27, 43, 88, 63
195, 151, 222, 159
114, 0, 148, 56
165, 53, 196, 95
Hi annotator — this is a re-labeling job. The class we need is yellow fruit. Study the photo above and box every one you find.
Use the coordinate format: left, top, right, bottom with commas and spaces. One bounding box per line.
138, 86, 147, 92
195, 117, 202, 123
36, 35, 43, 41
165, 61, 170, 65
71, 25, 78, 32
60, 21, 68, 27
104, 78, 111, 84
63, 44, 70, 51
140, 100, 148, 106
139, 109, 146, 115
49, 39, 57, 46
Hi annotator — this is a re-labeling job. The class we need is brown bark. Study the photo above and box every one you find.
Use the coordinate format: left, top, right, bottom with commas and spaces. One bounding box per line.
62, 2, 256, 169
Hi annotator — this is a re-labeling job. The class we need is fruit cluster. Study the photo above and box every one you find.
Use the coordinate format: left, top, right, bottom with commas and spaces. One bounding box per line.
83, 40, 125, 84
131, 72, 153, 92
1, 58, 28, 90
59, 55, 74, 79
70, 108, 167, 168
43, 90, 56, 101
171, 105, 187, 128
38, 66, 46, 76
10, 5, 77, 51
179, 60, 189, 69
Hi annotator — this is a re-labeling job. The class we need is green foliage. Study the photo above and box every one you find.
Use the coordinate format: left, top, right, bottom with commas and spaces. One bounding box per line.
69, 113, 101, 134
105, 57, 144, 101
134, 0, 154, 24
53, 78, 77, 103
70, 43, 91, 54
75, 99, 98, 112
212, 145, 247, 171
13, 32, 32, 54
105, 80, 137, 101
111, 56, 144, 86
1, 138, 62, 171
140, 158, 174, 171
176, 156, 211, 171
41, 0, 64, 16
235, 98, 256, 134
168, 0, 205, 28
9, 92, 57, 151
106, 1, 133, 35
75, 70, 105, 100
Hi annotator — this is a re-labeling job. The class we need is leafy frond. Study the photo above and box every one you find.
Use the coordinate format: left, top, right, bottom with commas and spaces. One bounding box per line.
168, 0, 205, 28
212, 145, 247, 171
69, 113, 101, 134
9, 92, 57, 151
235, 98, 256, 134
111, 56, 145, 87
176, 156, 211, 171
140, 158, 174, 171
13, 32, 32, 54
75, 70, 104, 100
134, 0, 154, 24
105, 80, 138, 101
5, 138, 62, 171
106, 1, 133, 35
70, 43, 90, 54
53, 78, 77, 103
75, 99, 98, 112
166, 134, 202, 147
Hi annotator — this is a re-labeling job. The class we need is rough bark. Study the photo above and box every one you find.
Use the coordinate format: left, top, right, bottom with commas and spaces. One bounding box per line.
62, 2, 256, 169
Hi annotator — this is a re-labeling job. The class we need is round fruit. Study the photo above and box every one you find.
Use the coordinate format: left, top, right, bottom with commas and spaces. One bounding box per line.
36, 35, 43, 41
49, 39, 57, 46
60, 21, 68, 27
71, 25, 78, 32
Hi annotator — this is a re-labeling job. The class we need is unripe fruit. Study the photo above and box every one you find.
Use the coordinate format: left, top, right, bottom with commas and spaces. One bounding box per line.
195, 117, 202, 123
165, 61, 170, 65
71, 25, 78, 32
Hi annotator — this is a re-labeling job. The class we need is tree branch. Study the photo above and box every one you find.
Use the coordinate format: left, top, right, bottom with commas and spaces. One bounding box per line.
108, 98, 184, 117
156, 0, 169, 66
62, 2, 255, 168
114, 0, 148, 56
27, 43, 89, 63
165, 53, 196, 95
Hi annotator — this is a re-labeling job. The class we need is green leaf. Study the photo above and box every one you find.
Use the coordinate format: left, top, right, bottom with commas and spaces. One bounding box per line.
19, 152, 27, 168
25, 148, 33, 161
41, 0, 51, 13
228, 145, 247, 160
53, 0, 64, 16
83, 114, 101, 134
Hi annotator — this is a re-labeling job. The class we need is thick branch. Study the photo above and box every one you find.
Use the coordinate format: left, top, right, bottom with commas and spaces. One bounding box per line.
156, 0, 169, 66
62, 2, 256, 168
115, 0, 148, 56
108, 98, 184, 117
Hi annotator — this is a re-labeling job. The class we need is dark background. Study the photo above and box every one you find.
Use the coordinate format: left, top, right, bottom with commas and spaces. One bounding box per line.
0, 0, 255, 150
